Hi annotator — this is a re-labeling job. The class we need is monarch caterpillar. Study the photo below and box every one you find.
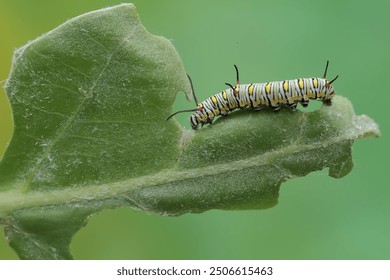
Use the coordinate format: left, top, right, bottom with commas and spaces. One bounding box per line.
167, 61, 338, 130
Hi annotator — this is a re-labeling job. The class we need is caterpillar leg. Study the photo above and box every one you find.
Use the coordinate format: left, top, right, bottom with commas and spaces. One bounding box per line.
253, 105, 264, 111
272, 105, 282, 112
206, 117, 214, 125
300, 100, 309, 107
288, 103, 297, 110
203, 117, 214, 128
323, 100, 332, 106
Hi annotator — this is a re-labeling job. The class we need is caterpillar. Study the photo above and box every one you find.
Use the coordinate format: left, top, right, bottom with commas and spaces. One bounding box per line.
167, 61, 338, 130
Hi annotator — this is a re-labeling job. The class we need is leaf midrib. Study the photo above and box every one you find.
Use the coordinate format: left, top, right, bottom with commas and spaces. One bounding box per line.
0, 120, 373, 216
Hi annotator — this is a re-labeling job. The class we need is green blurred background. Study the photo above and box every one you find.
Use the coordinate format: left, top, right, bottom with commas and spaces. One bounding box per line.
0, 0, 389, 259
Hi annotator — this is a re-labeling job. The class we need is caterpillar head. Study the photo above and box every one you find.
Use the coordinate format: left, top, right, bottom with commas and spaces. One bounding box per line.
322, 60, 338, 103
189, 114, 200, 130
323, 75, 338, 103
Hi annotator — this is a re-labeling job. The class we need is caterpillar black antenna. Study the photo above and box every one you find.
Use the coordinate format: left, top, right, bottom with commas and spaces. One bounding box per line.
166, 108, 199, 121
323, 60, 330, 78
166, 74, 200, 121
224, 64, 240, 94
225, 82, 235, 91
186, 74, 199, 107
329, 75, 339, 84
233, 64, 240, 84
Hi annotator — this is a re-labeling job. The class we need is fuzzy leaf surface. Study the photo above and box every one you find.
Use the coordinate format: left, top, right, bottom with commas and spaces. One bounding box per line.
0, 3, 190, 259
0, 4, 380, 259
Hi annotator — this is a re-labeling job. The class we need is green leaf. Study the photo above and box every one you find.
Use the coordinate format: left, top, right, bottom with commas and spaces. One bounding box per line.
0, 3, 190, 259
0, 4, 189, 193
0, 4, 380, 259
4, 207, 95, 259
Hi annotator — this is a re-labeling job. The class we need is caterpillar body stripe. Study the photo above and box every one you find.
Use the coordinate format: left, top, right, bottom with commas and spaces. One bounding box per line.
167, 61, 338, 130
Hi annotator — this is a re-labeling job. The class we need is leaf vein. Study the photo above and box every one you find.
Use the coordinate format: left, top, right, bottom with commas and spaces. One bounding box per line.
21, 53, 114, 192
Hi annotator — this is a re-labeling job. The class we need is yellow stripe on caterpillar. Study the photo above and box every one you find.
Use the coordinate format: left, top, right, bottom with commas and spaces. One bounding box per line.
265, 83, 271, 94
